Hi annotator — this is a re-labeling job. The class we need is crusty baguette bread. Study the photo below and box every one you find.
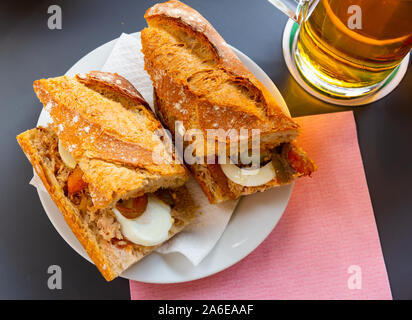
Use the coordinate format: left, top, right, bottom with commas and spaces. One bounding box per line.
17, 127, 196, 281
141, 0, 300, 153
33, 71, 189, 209
143, 1, 316, 203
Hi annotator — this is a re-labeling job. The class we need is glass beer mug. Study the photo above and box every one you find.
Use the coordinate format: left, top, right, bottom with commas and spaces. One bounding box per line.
269, 0, 412, 99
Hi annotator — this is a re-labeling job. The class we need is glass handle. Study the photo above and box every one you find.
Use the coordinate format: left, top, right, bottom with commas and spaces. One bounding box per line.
267, 0, 319, 24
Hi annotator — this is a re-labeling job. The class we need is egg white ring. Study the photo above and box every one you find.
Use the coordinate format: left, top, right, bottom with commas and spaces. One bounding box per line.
220, 161, 276, 187
113, 196, 173, 246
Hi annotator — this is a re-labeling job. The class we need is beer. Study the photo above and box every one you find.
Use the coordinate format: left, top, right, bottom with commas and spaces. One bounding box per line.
295, 0, 412, 97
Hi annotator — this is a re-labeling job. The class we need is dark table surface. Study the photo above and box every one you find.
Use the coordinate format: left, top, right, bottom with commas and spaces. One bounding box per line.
1, 0, 411, 299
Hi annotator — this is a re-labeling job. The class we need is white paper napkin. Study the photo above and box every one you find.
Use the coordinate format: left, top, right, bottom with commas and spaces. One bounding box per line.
31, 33, 238, 266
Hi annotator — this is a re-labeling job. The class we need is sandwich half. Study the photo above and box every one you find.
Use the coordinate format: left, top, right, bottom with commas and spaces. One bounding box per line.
141, 0, 316, 203
17, 71, 196, 280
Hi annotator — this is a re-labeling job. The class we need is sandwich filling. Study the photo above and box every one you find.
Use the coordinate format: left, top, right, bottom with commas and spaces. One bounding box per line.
42, 127, 179, 249
220, 143, 315, 187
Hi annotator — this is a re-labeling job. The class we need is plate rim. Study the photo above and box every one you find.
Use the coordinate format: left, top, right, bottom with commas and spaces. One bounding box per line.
35, 32, 294, 283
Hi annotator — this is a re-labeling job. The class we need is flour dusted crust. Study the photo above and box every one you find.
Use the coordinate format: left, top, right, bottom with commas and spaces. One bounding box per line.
76, 71, 150, 110
142, 0, 299, 148
33, 71, 189, 209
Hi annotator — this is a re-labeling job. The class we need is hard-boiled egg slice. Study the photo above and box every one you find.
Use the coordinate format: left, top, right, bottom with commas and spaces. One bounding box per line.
113, 195, 173, 246
220, 161, 276, 187
58, 139, 77, 169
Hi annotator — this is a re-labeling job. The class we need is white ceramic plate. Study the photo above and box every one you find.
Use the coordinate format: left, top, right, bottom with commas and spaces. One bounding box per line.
36, 33, 293, 283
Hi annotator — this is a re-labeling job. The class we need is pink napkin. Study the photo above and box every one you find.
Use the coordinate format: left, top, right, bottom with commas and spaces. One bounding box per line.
129, 111, 392, 300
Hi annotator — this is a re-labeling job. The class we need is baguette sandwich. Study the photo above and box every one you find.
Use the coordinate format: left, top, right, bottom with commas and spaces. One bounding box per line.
141, 0, 317, 203
17, 71, 196, 281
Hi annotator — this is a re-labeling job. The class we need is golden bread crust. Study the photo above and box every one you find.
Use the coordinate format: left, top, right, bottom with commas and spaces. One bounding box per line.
76, 71, 150, 110
142, 0, 299, 147
33, 72, 188, 209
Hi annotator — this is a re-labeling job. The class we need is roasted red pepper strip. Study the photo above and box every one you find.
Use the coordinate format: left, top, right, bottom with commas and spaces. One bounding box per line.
67, 166, 88, 194
288, 148, 316, 177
